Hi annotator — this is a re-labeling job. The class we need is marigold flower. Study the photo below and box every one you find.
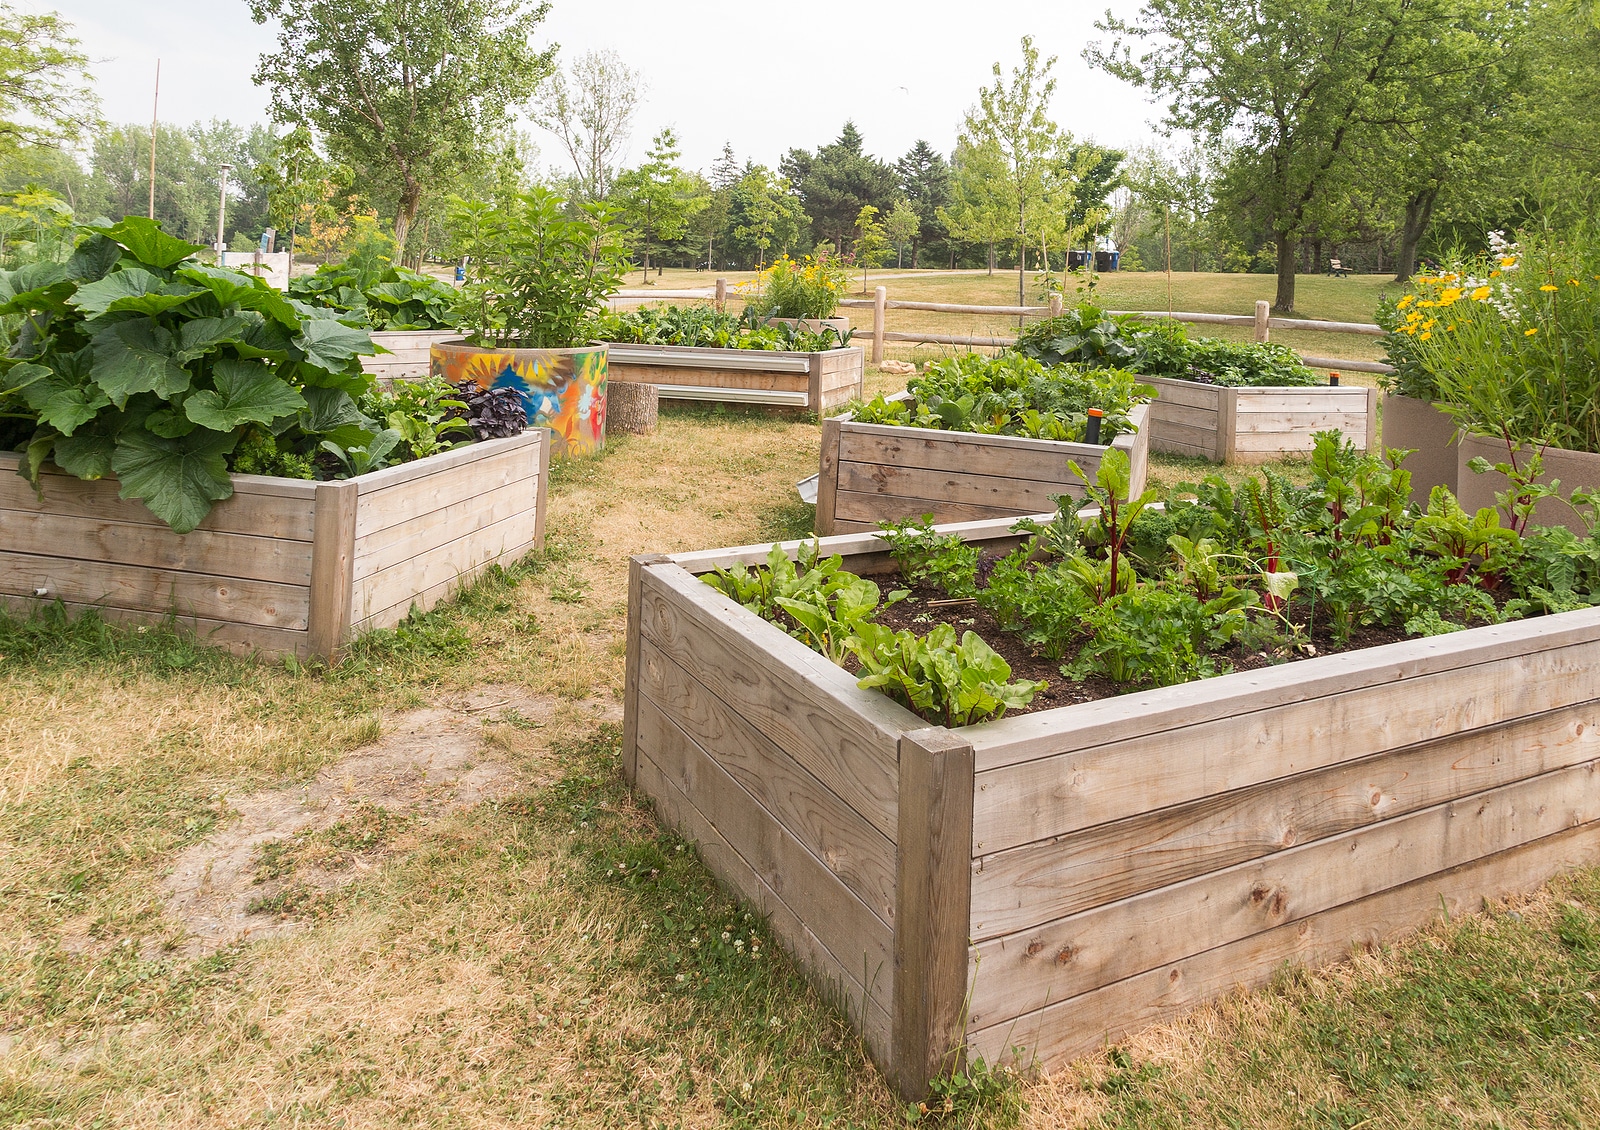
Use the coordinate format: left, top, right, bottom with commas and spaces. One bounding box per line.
1525, 328, 1539, 336
1418, 331, 1432, 341
1471, 286, 1491, 300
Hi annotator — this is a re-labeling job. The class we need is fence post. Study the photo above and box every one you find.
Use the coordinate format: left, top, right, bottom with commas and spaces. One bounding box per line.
1049, 293, 1063, 318
872, 286, 887, 366
1254, 300, 1271, 343
714, 277, 727, 312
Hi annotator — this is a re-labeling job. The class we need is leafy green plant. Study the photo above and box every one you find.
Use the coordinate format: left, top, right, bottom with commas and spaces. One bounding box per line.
1068, 446, 1162, 601
447, 187, 628, 349
288, 259, 459, 330
846, 621, 1044, 727
590, 303, 850, 352
0, 216, 380, 531
1068, 583, 1246, 688
875, 515, 981, 597
851, 352, 1151, 443
742, 255, 850, 321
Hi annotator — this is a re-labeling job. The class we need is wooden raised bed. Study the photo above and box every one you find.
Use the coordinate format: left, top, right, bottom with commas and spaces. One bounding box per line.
813, 404, 1149, 535
1147, 376, 1377, 463
0, 430, 548, 661
605, 344, 863, 414
623, 517, 1600, 1097
360, 329, 463, 382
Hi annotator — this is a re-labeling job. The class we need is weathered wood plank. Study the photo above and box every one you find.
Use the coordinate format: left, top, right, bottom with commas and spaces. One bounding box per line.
353, 445, 533, 539
971, 704, 1600, 940
353, 509, 538, 624
815, 416, 843, 535
966, 606, 1600, 769
1147, 377, 1223, 411
1234, 390, 1372, 412
354, 534, 535, 631
0, 461, 316, 540
352, 471, 537, 581
306, 480, 359, 660
836, 461, 1080, 515
1149, 402, 1220, 430
893, 728, 975, 1098
637, 643, 897, 924
0, 509, 314, 586
965, 758, 1600, 1028
0, 550, 311, 630
623, 555, 672, 784
611, 364, 810, 391
966, 820, 1600, 1068
634, 711, 895, 1033
971, 635, 1600, 853
834, 490, 1028, 528
634, 743, 894, 1057
352, 431, 536, 496
638, 564, 909, 840
0, 593, 311, 659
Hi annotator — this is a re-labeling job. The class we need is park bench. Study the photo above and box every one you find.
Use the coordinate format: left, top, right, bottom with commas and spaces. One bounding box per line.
1327, 258, 1353, 277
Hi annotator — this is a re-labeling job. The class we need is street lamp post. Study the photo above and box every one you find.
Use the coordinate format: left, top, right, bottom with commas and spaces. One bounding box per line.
217, 163, 233, 267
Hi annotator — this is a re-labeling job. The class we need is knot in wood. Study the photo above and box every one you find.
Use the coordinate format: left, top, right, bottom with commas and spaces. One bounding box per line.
1055, 946, 1076, 966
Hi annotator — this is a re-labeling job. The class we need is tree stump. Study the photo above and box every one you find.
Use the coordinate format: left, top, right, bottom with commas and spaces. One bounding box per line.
608, 381, 659, 435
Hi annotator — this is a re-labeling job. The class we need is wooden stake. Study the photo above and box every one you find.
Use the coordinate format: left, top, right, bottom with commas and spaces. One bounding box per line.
148, 60, 160, 220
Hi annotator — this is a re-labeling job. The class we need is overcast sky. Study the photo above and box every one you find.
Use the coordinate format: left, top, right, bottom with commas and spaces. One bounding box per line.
51, 0, 1165, 173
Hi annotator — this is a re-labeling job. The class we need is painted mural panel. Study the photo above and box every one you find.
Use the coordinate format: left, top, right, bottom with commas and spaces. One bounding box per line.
432, 342, 607, 456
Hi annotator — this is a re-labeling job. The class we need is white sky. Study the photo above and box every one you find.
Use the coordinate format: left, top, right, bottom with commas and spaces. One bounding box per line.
51, 0, 1164, 173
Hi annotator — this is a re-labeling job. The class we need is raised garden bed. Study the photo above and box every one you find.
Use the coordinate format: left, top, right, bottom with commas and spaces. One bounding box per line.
606, 343, 863, 413
814, 403, 1149, 534
361, 329, 464, 382
1147, 376, 1377, 463
1380, 392, 1460, 506
623, 516, 1600, 1097
0, 430, 548, 661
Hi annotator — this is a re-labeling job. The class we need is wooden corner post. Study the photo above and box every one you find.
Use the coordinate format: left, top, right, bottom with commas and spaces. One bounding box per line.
306, 479, 359, 661
622, 554, 672, 785
1254, 299, 1271, 343
1364, 386, 1380, 455
815, 415, 844, 536
893, 727, 975, 1100
533, 427, 551, 552
872, 286, 887, 366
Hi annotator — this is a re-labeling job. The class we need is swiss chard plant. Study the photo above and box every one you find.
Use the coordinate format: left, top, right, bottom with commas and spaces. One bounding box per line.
0, 217, 381, 532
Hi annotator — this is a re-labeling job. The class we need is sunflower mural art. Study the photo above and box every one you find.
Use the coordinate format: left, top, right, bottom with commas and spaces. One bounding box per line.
431, 343, 608, 456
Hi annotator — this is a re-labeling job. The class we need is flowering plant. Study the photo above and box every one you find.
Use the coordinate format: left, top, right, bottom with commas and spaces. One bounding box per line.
742, 254, 850, 321
1378, 228, 1600, 454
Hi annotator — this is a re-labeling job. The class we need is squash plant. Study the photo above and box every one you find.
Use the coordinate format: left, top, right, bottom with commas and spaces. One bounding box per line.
0, 217, 378, 532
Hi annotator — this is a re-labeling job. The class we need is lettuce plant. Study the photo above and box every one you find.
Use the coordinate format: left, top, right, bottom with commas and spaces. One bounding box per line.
0, 217, 378, 532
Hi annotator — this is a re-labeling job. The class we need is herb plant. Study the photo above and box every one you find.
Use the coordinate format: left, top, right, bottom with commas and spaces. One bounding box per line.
590, 303, 851, 352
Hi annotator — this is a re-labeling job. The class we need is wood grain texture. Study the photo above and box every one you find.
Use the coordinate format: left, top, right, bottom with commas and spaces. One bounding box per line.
635, 742, 895, 1058
637, 641, 897, 923
0, 510, 314, 586
0, 593, 310, 659
814, 415, 843, 536
637, 564, 911, 840
352, 472, 536, 581
966, 820, 1600, 1068
966, 758, 1600, 1028
532, 428, 550, 552
353, 444, 534, 538
971, 704, 1600, 940
623, 554, 672, 784
971, 635, 1600, 854
350, 431, 537, 494
634, 712, 895, 1039
306, 480, 359, 660
1, 549, 311, 630
352, 510, 537, 627
354, 536, 535, 631
893, 728, 976, 1099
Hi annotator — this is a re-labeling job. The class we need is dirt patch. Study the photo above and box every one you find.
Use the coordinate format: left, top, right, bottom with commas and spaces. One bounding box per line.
159, 685, 620, 956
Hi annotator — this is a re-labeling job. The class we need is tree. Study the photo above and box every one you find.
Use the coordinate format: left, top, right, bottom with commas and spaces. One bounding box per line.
257, 125, 341, 273
852, 204, 891, 291
613, 129, 706, 281
781, 122, 896, 253
960, 37, 1064, 306
1090, 0, 1513, 311
939, 137, 1011, 273
727, 165, 806, 268
248, 0, 553, 249
884, 198, 919, 269
82, 123, 212, 240
0, 3, 99, 153
895, 140, 951, 267
535, 48, 643, 202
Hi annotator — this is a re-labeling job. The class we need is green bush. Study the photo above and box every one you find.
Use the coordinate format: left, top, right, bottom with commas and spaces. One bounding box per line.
742, 255, 850, 321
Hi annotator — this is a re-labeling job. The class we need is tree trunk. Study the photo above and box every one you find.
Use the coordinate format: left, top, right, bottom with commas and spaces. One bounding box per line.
1310, 237, 1323, 276
986, 242, 995, 275
1393, 186, 1440, 284
1273, 236, 1298, 313
911, 237, 921, 269
392, 175, 422, 251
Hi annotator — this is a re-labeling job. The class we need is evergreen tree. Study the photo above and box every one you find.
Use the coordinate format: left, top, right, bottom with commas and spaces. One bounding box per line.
895, 140, 952, 267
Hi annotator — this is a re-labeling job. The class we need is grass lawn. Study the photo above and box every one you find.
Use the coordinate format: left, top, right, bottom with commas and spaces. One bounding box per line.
4, 395, 1599, 1128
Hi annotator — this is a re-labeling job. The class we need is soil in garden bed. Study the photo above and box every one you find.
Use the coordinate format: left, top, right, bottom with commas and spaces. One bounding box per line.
856, 554, 1410, 716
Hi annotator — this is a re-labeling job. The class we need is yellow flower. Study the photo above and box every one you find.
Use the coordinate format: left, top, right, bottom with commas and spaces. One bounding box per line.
1446, 324, 1455, 332
1525, 328, 1539, 336
1540, 284, 1559, 292
1491, 270, 1501, 278
1418, 299, 1436, 308
1396, 294, 1416, 309
1501, 256, 1517, 267
1471, 286, 1491, 300
1418, 331, 1432, 341
1569, 279, 1581, 286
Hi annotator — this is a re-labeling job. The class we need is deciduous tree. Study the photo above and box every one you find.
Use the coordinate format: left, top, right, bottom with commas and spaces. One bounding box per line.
535, 48, 643, 203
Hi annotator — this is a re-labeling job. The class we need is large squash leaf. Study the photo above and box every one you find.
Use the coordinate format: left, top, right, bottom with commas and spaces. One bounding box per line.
71, 267, 203, 318
0, 261, 72, 314
184, 358, 306, 431
175, 315, 252, 361
111, 427, 236, 534
65, 234, 123, 282
52, 433, 116, 479
20, 351, 110, 436
89, 216, 206, 270
295, 316, 377, 370
90, 318, 191, 406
